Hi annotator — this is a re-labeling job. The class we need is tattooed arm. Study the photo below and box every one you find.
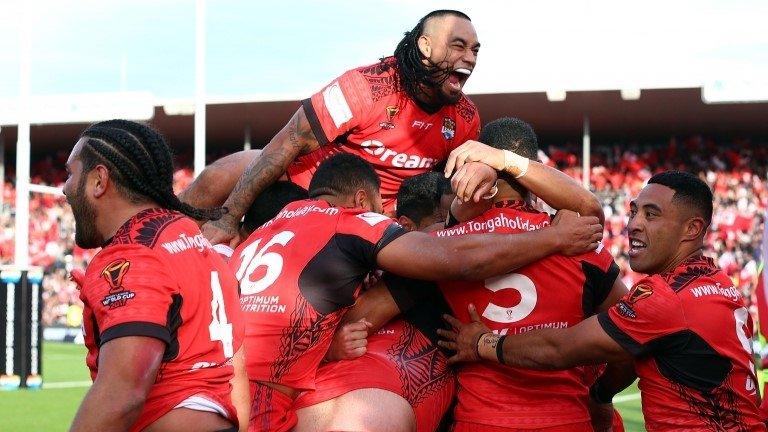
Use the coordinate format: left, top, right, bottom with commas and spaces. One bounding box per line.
201, 106, 319, 247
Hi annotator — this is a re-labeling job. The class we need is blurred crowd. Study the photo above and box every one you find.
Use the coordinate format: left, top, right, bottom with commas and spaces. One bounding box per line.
1, 138, 766, 330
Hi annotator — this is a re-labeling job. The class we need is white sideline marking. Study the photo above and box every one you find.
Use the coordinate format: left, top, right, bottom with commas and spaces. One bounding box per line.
43, 380, 92, 389
613, 392, 641, 403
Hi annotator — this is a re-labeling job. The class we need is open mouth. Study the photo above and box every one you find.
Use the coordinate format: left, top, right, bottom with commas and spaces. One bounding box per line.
446, 67, 472, 91
628, 238, 647, 257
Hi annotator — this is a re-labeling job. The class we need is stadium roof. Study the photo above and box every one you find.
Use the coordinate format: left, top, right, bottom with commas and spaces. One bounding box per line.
1, 87, 767, 161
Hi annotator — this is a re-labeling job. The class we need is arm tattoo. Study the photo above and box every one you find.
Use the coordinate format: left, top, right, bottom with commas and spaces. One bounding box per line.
217, 109, 318, 223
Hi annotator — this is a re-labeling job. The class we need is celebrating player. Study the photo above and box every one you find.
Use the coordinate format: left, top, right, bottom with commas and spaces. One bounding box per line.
362, 118, 626, 432
198, 9, 487, 247
441, 170, 767, 432
229, 152, 603, 431
292, 172, 456, 432
65, 120, 243, 432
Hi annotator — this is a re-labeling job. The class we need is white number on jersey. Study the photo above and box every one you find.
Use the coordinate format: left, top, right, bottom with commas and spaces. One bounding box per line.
235, 231, 295, 295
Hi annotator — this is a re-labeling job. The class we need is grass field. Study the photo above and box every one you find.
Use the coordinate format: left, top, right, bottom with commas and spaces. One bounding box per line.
0, 342, 647, 431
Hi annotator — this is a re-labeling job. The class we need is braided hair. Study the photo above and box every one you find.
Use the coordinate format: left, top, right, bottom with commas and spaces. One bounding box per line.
387, 10, 471, 102
79, 119, 226, 221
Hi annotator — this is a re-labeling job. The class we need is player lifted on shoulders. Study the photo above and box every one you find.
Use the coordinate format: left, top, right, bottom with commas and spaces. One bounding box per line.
195, 10, 488, 247
66, 121, 243, 432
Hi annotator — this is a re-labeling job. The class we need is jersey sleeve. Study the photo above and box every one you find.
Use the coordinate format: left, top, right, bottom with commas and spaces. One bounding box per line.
597, 276, 687, 357
302, 69, 374, 145
450, 97, 481, 151
582, 245, 621, 314
382, 272, 452, 346
334, 211, 408, 269
82, 245, 178, 346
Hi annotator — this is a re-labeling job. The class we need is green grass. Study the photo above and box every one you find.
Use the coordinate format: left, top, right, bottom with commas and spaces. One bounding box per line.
0, 342, 90, 432
0, 342, 649, 431
615, 381, 645, 431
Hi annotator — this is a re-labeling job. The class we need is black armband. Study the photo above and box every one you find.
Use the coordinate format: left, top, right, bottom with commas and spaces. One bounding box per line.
496, 335, 507, 365
589, 380, 616, 404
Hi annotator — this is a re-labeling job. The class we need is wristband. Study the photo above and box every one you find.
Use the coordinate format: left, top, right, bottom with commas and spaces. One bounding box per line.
495, 335, 507, 365
475, 332, 490, 361
589, 380, 616, 404
503, 150, 530, 178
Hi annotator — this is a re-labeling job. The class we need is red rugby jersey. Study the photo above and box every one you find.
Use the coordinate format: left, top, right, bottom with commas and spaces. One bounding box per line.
79, 208, 243, 432
229, 199, 406, 391
286, 57, 481, 214
388, 201, 620, 429
598, 255, 766, 431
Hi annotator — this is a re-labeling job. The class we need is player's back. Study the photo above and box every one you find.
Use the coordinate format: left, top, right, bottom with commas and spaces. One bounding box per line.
80, 208, 242, 430
436, 201, 618, 429
600, 255, 765, 431
229, 199, 403, 391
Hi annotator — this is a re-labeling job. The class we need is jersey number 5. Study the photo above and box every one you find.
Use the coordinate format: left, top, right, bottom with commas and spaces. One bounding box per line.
235, 231, 295, 295
482, 273, 537, 324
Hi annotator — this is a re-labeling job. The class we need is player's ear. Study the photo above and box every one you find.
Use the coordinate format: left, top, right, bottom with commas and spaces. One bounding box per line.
682, 216, 706, 242
417, 35, 431, 58
397, 215, 417, 232
92, 165, 110, 198
353, 189, 370, 211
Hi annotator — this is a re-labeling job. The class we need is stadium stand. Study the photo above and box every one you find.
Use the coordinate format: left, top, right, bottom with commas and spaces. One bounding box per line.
0, 137, 765, 332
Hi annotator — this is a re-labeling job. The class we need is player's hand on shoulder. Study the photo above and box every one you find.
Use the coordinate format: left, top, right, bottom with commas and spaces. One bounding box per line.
325, 318, 372, 362
444, 140, 506, 176
201, 215, 242, 249
438, 304, 491, 366
550, 209, 603, 256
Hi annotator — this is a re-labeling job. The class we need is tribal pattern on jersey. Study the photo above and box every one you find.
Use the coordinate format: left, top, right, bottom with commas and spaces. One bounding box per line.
110, 208, 183, 247
673, 377, 745, 432
663, 255, 720, 292
387, 322, 452, 406
360, 59, 399, 101
270, 295, 328, 383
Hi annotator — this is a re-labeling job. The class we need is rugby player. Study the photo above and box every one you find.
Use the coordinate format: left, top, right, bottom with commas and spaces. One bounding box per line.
65, 120, 243, 432
442, 171, 767, 431
198, 9, 489, 246
229, 153, 603, 431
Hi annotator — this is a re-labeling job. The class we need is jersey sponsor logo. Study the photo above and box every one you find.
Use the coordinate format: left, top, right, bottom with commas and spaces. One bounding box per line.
689, 283, 740, 302
360, 140, 436, 168
100, 259, 135, 309
435, 213, 549, 236
626, 283, 653, 304
323, 81, 353, 128
615, 301, 636, 318
411, 120, 433, 130
356, 212, 391, 227
270, 204, 339, 225
441, 117, 456, 140
240, 295, 287, 313
160, 233, 213, 255
379, 105, 398, 130
504, 321, 569, 335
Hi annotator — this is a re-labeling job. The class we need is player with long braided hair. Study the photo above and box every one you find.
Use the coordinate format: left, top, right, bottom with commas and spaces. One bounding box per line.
67, 120, 244, 432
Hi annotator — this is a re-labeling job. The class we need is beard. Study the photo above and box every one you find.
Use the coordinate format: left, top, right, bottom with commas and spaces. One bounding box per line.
421, 61, 461, 105
69, 178, 101, 249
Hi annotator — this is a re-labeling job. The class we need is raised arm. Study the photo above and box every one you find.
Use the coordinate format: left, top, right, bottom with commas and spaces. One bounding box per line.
178, 150, 261, 210
201, 106, 319, 247
445, 140, 604, 224
377, 210, 603, 281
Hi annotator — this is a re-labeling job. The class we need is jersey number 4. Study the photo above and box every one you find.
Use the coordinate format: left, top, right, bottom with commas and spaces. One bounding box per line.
209, 271, 234, 358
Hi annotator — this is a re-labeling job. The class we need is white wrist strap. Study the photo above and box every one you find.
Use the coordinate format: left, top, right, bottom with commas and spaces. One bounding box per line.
503, 150, 530, 178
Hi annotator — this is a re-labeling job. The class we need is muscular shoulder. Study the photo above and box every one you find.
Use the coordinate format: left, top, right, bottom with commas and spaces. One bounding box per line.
351, 58, 401, 102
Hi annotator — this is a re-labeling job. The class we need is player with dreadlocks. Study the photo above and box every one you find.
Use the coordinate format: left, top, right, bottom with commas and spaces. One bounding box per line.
191, 9, 488, 247
66, 120, 244, 432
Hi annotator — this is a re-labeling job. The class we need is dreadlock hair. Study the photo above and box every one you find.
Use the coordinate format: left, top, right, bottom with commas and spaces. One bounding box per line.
78, 119, 226, 221
388, 10, 471, 101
